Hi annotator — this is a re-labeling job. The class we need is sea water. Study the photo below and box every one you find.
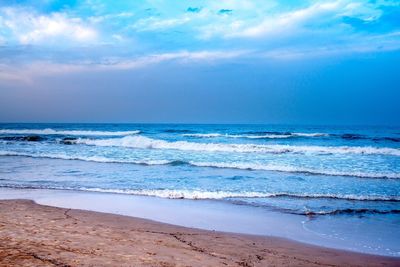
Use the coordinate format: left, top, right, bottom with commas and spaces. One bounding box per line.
0, 123, 399, 255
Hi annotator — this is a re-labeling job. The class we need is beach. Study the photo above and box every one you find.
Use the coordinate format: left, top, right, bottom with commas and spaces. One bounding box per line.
1, 199, 399, 267
1, 0, 399, 265
0, 123, 400, 266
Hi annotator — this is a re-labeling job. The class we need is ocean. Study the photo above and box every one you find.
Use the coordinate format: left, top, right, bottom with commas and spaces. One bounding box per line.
0, 123, 399, 255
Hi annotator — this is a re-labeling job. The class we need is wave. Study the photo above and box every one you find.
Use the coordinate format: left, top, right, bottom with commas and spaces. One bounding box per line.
0, 151, 173, 166
339, 133, 367, 140
189, 162, 400, 179
1, 184, 398, 202
72, 135, 400, 156
183, 131, 400, 143
183, 133, 294, 139
1, 150, 399, 179
334, 134, 400, 142
163, 129, 193, 133
183, 132, 328, 139
183, 133, 226, 138
86, 189, 400, 202
0, 128, 140, 136
292, 132, 328, 137
373, 137, 400, 143
303, 208, 400, 216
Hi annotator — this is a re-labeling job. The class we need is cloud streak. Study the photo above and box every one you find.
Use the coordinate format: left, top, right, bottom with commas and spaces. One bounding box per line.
2, 34, 400, 84
0, 50, 249, 83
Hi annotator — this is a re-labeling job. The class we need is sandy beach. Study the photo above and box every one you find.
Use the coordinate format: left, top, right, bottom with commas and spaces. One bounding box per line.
0, 200, 398, 267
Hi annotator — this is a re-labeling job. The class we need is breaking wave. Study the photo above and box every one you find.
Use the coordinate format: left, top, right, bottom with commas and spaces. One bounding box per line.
189, 162, 400, 179
183, 132, 400, 143
1, 185, 398, 202
1, 151, 399, 179
71, 135, 400, 156
84, 189, 400, 202
183, 132, 328, 139
0, 151, 172, 166
303, 208, 400, 216
0, 128, 140, 136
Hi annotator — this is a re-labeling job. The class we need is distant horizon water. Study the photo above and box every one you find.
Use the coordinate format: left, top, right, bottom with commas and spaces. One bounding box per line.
2, 122, 400, 127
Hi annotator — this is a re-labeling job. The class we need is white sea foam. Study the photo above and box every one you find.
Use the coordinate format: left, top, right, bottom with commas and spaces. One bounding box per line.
183, 133, 225, 138
183, 132, 328, 139
292, 132, 329, 137
189, 162, 400, 179
1, 183, 398, 202
0, 151, 171, 166
76, 188, 400, 201
74, 135, 400, 156
243, 134, 292, 139
1, 182, 398, 201
1, 150, 399, 179
0, 128, 140, 136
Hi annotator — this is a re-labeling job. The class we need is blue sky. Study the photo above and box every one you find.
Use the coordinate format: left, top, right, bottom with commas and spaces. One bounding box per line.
0, 0, 399, 124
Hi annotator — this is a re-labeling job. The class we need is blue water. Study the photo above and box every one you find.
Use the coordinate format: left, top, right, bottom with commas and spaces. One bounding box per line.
0, 123, 400, 212
0, 123, 399, 255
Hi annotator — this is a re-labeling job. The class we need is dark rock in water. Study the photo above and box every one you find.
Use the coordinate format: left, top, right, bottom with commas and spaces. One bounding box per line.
0, 135, 44, 142
23, 135, 43, 142
61, 137, 77, 145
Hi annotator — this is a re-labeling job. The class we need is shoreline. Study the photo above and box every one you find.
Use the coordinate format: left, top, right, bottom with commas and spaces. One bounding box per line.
1, 187, 399, 258
1, 199, 399, 266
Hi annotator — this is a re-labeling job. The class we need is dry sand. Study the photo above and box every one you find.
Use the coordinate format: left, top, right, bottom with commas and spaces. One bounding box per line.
0, 199, 399, 267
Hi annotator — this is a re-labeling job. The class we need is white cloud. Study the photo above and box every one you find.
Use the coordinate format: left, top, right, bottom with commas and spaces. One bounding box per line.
0, 7, 98, 46
199, 0, 385, 39
231, 2, 342, 38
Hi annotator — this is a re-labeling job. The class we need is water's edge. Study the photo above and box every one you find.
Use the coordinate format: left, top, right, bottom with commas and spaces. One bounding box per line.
0, 187, 399, 257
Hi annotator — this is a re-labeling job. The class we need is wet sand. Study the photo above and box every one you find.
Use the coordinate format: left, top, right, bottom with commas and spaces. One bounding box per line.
0, 200, 399, 267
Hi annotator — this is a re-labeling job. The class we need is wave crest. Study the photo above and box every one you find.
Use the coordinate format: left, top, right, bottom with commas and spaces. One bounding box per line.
189, 162, 400, 179
0, 151, 172, 166
183, 132, 328, 139
97, 189, 400, 202
73, 135, 400, 156
2, 151, 399, 179
0, 128, 140, 136
304, 208, 400, 216
1, 185, 398, 202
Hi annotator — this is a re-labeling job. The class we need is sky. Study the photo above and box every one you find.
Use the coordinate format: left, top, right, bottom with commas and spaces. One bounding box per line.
0, 0, 399, 125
